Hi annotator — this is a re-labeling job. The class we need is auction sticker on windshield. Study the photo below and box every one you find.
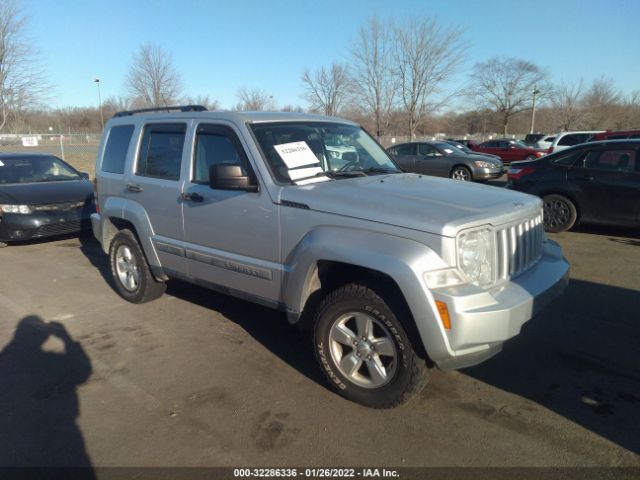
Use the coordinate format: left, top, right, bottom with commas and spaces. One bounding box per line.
274, 141, 320, 169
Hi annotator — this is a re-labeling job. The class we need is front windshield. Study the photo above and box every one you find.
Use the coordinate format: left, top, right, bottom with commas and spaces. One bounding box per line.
250, 122, 401, 183
0, 156, 80, 184
433, 142, 460, 155
512, 140, 529, 148
450, 142, 472, 154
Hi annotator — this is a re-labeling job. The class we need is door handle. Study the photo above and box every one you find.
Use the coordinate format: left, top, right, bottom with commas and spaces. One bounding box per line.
181, 192, 204, 203
126, 183, 143, 192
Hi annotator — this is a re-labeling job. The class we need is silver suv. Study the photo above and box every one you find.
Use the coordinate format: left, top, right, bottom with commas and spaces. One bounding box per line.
91, 106, 569, 408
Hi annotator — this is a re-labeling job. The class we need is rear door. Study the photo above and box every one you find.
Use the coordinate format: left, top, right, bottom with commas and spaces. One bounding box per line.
125, 122, 188, 273
566, 146, 640, 225
388, 143, 417, 171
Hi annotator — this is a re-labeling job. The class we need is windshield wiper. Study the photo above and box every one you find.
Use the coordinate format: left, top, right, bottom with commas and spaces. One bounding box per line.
358, 167, 400, 175
323, 170, 366, 178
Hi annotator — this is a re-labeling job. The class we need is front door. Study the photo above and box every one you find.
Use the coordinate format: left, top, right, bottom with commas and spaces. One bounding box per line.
181, 123, 281, 302
415, 143, 450, 177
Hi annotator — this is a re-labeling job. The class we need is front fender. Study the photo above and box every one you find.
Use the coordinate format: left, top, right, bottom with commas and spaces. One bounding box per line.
282, 227, 455, 362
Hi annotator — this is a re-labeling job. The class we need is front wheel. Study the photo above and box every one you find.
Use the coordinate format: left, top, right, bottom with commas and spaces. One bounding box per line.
450, 165, 472, 181
543, 194, 578, 232
313, 283, 429, 408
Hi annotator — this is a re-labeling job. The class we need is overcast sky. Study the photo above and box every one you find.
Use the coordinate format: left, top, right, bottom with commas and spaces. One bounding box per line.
23, 0, 640, 110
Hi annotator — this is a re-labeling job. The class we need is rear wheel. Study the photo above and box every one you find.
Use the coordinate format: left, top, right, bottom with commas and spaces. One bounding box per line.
313, 283, 429, 408
450, 165, 472, 181
543, 194, 577, 232
109, 229, 166, 303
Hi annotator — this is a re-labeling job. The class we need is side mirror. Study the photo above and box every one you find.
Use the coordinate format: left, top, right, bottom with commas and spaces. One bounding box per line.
80, 172, 90, 179
209, 164, 258, 192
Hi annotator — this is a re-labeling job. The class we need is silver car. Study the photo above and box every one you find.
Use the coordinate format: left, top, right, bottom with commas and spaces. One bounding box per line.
388, 141, 504, 181
91, 107, 569, 408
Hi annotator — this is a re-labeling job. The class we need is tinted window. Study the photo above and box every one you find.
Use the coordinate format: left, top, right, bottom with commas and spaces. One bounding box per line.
393, 144, 416, 155
102, 125, 134, 174
583, 149, 637, 172
418, 144, 438, 156
606, 135, 627, 140
552, 150, 583, 166
558, 134, 590, 146
194, 126, 248, 183
136, 123, 186, 180
481, 141, 496, 148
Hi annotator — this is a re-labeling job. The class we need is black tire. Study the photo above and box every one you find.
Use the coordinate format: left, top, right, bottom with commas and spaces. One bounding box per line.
109, 229, 166, 303
543, 194, 578, 233
313, 283, 429, 408
450, 165, 472, 181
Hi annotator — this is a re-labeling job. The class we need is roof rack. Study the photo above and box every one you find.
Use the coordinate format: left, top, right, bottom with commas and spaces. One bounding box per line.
113, 105, 207, 118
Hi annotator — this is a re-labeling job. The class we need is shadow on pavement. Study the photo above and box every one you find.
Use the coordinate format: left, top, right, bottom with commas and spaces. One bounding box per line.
463, 279, 640, 455
165, 280, 327, 389
0, 315, 95, 474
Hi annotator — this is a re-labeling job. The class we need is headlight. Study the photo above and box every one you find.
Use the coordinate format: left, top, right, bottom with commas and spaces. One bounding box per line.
328, 150, 341, 159
0, 204, 32, 214
473, 160, 493, 168
457, 228, 495, 287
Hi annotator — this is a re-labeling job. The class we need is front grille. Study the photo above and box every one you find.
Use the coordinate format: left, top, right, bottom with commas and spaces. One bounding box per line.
33, 201, 86, 212
496, 212, 545, 280
33, 220, 82, 238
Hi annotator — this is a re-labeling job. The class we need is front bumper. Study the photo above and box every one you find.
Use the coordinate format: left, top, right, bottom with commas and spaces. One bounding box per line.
0, 210, 93, 242
474, 166, 504, 180
431, 240, 569, 369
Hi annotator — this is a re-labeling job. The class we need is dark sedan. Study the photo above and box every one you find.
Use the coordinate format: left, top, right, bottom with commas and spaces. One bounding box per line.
388, 141, 503, 181
507, 140, 640, 232
0, 153, 95, 245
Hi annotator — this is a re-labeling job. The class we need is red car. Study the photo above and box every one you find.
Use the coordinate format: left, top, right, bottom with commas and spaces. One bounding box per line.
590, 129, 640, 141
472, 138, 546, 164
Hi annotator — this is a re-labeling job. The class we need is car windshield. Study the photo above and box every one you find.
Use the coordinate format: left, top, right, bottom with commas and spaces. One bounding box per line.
512, 140, 529, 148
0, 156, 80, 184
250, 122, 401, 183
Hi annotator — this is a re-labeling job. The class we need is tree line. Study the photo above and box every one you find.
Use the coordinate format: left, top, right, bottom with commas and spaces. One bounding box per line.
1, 1, 638, 137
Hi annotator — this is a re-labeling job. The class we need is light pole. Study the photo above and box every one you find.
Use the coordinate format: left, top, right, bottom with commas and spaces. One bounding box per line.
94, 79, 104, 130
529, 86, 541, 134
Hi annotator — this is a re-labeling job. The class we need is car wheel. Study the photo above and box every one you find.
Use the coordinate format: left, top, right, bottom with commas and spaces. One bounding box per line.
451, 165, 472, 181
313, 283, 429, 408
525, 155, 537, 161
109, 229, 166, 303
543, 194, 578, 233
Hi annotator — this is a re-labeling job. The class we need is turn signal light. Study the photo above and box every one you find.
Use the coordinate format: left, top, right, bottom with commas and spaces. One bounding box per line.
508, 166, 535, 181
435, 300, 451, 330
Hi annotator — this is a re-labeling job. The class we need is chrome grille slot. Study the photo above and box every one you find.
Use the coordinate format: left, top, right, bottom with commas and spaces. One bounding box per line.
496, 212, 544, 281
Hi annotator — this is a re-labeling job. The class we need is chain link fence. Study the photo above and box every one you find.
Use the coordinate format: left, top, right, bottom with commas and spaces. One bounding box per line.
0, 133, 99, 177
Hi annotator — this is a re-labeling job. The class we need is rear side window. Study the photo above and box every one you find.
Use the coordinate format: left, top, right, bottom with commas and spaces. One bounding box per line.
102, 125, 134, 174
558, 134, 590, 146
393, 144, 416, 155
136, 123, 186, 180
583, 149, 636, 172
552, 150, 583, 166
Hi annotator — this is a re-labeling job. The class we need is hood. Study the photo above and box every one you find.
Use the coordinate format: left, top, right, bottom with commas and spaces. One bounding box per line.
280, 173, 541, 237
0, 179, 93, 205
463, 153, 503, 165
467, 151, 501, 161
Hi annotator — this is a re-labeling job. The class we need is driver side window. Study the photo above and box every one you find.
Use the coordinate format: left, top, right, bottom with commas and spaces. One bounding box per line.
193, 125, 248, 184
418, 144, 437, 156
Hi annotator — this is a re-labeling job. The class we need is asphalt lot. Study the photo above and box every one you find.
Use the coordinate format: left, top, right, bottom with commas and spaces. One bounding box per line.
0, 219, 639, 467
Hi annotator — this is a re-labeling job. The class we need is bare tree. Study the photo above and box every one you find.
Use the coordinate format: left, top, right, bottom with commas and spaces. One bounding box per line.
581, 76, 620, 129
301, 63, 351, 116
126, 43, 182, 107
468, 57, 548, 135
350, 16, 397, 137
183, 95, 220, 110
552, 79, 584, 131
234, 87, 275, 111
393, 17, 466, 138
0, 0, 48, 132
